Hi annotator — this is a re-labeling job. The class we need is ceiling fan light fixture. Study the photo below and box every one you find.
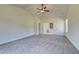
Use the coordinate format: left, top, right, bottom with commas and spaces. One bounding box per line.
41, 10, 44, 13
37, 4, 49, 13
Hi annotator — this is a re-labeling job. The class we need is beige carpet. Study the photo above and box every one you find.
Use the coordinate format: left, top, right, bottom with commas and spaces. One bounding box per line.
0, 35, 79, 54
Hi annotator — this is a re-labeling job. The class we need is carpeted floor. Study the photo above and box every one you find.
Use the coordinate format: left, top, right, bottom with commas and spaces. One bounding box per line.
0, 35, 79, 54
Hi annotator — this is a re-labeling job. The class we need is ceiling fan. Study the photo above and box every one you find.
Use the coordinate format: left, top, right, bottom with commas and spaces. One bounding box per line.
37, 4, 49, 13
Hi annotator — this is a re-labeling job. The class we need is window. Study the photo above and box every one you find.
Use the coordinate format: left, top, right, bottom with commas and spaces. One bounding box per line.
66, 19, 68, 33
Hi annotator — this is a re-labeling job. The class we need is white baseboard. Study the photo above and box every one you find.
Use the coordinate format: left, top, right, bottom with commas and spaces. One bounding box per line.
65, 35, 79, 51
0, 32, 34, 45
13, 32, 34, 40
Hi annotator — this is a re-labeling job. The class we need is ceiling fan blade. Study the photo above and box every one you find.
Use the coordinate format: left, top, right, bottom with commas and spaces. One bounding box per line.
37, 8, 42, 10
37, 10, 41, 13
44, 7, 46, 9
44, 10, 49, 12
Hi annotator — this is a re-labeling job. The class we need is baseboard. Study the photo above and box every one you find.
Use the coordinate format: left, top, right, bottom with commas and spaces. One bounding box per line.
0, 32, 34, 45
13, 32, 34, 40
65, 35, 79, 51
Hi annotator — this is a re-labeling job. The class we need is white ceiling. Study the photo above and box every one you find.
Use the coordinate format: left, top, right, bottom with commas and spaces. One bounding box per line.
11, 4, 69, 20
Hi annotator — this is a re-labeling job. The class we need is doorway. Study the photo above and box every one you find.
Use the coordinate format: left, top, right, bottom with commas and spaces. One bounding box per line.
42, 22, 54, 34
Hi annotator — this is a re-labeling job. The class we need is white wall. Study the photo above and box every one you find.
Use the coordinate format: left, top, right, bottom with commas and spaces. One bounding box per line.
33, 16, 40, 35
65, 5, 79, 50
0, 5, 35, 44
40, 18, 65, 35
